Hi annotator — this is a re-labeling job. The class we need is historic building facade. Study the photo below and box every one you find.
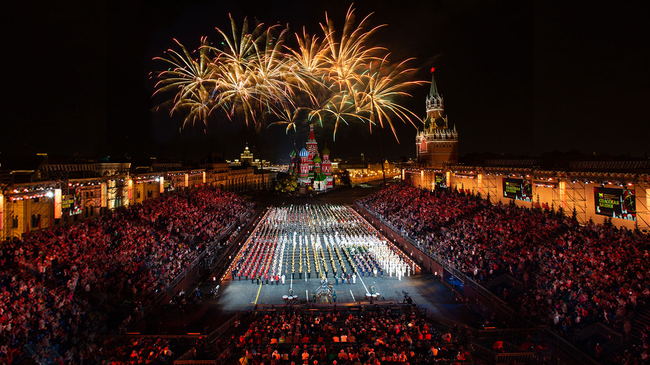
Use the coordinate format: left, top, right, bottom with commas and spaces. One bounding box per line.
0, 161, 273, 240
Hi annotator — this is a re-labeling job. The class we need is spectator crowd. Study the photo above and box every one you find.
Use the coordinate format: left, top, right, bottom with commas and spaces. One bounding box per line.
101, 337, 174, 364
359, 183, 650, 363
358, 184, 486, 236
224, 304, 472, 365
0, 187, 254, 364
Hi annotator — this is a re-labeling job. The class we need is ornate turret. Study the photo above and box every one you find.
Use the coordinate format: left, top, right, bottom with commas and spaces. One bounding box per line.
322, 145, 330, 156
307, 124, 318, 160
240, 143, 254, 166
299, 147, 309, 181
321, 145, 333, 189
416, 69, 458, 168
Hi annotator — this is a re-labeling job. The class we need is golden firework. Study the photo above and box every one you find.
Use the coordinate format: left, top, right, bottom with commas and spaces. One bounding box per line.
152, 6, 427, 142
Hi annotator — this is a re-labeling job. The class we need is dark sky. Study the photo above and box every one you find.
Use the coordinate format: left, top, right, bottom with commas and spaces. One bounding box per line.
3, 0, 649, 162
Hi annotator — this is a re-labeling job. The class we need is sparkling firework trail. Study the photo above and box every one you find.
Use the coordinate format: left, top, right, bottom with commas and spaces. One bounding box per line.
152, 6, 427, 141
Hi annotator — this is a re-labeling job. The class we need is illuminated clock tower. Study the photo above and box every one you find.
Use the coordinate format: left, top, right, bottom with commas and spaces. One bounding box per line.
416, 69, 458, 168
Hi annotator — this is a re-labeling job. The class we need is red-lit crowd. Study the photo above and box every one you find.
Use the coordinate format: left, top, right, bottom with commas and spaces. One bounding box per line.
360, 184, 650, 363
101, 337, 174, 364
0, 187, 254, 364
358, 184, 486, 236
226, 305, 471, 365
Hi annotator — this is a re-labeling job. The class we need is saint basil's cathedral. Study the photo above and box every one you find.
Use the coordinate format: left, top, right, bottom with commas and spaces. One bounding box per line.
288, 124, 334, 191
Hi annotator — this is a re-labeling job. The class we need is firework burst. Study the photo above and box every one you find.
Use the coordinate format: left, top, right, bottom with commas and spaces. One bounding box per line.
355, 55, 426, 142
152, 6, 426, 142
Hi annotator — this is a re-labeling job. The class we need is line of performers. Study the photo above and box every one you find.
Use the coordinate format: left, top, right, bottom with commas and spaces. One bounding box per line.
229, 204, 416, 283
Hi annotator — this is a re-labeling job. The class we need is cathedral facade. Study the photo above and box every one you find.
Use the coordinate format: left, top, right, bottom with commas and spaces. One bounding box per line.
415, 71, 458, 168
288, 124, 333, 191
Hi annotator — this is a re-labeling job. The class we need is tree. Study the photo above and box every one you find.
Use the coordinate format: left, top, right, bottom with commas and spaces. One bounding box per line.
273, 173, 298, 194
340, 170, 352, 187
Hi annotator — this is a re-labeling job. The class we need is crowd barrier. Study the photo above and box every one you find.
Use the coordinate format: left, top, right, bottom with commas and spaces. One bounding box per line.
207, 313, 242, 344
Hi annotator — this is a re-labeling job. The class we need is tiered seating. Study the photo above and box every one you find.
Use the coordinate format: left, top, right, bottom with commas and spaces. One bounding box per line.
220, 305, 472, 364
360, 184, 650, 363
358, 183, 487, 235
0, 187, 254, 363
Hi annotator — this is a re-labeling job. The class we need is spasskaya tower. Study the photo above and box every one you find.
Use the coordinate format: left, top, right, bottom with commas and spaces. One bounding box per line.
415, 69, 458, 168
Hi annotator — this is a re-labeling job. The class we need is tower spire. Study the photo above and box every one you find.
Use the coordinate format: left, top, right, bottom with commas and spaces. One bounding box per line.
308, 123, 316, 142
425, 67, 443, 116
429, 68, 440, 97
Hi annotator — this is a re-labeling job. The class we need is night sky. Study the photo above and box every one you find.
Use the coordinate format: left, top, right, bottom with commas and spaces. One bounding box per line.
3, 0, 649, 163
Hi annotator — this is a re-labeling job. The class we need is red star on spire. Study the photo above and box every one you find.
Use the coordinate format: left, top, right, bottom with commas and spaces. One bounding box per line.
430, 67, 436, 73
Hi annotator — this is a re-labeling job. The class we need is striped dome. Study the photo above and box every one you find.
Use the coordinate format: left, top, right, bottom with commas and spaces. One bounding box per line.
299, 148, 308, 157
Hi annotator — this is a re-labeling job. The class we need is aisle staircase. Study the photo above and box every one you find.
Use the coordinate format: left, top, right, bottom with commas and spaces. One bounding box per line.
632, 305, 650, 343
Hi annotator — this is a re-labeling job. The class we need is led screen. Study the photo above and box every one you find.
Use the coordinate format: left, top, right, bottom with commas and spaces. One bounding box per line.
594, 187, 636, 221
502, 178, 532, 202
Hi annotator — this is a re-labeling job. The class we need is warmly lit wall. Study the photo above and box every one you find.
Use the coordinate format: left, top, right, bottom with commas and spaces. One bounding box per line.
106, 178, 128, 210
438, 170, 650, 229
0, 166, 275, 239
132, 181, 161, 205
406, 169, 454, 192
416, 139, 459, 168
405, 167, 650, 231
1, 193, 55, 239
189, 170, 204, 188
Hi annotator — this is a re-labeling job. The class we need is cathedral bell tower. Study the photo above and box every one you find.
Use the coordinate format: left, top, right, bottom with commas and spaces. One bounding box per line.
416, 68, 458, 168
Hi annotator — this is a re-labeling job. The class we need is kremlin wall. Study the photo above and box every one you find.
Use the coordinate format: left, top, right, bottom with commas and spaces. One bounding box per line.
404, 164, 650, 231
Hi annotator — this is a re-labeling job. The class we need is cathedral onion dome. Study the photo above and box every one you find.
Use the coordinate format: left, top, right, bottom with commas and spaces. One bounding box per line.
299, 147, 308, 157
289, 149, 296, 158
322, 146, 330, 156
313, 154, 321, 164
315, 171, 327, 181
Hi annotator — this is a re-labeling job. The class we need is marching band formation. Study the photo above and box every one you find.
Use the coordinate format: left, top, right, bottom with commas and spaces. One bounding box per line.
230, 204, 416, 284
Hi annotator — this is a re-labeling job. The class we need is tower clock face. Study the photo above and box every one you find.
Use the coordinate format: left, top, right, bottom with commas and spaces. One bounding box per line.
435, 117, 445, 128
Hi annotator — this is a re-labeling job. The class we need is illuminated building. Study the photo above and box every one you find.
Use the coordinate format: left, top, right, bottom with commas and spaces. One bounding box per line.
403, 160, 650, 231
0, 158, 274, 240
240, 143, 254, 166
415, 70, 458, 168
289, 125, 334, 191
